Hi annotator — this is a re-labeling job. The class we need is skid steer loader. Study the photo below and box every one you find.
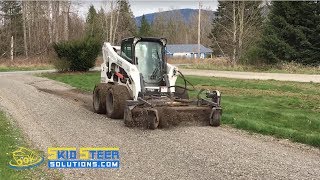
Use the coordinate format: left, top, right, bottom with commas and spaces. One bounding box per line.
93, 37, 222, 129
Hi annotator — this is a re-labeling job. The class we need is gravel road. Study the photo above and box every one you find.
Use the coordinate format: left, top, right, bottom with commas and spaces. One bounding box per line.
0, 73, 319, 180
181, 69, 320, 83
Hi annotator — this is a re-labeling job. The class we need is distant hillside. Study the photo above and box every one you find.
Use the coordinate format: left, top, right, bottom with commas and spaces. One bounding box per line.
135, 8, 216, 27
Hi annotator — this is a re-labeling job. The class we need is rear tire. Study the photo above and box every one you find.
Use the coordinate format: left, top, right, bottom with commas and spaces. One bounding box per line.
93, 83, 109, 114
106, 85, 130, 119
174, 86, 189, 99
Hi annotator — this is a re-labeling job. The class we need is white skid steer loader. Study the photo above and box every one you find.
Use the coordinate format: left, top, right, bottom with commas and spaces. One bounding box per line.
93, 37, 222, 129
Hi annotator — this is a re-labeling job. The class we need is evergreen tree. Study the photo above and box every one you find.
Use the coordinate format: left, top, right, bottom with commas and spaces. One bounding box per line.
139, 15, 152, 37
259, 1, 320, 65
85, 5, 105, 45
86, 5, 98, 38
115, 0, 137, 44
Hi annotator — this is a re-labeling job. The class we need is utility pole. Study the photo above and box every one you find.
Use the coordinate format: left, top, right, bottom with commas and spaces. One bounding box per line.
198, 1, 201, 59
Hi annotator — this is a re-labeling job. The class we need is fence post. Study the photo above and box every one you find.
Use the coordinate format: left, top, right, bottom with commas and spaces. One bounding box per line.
11, 36, 14, 61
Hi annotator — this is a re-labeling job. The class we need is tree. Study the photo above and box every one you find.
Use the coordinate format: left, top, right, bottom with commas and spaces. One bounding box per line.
258, 1, 320, 65
86, 5, 98, 37
188, 9, 213, 47
0, 1, 23, 57
0, 0, 85, 58
114, 0, 137, 45
151, 10, 188, 44
139, 15, 152, 36
208, 1, 263, 65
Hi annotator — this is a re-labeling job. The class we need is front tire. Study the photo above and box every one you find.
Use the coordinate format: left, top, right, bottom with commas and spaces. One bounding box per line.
106, 85, 130, 119
209, 108, 222, 127
147, 109, 159, 130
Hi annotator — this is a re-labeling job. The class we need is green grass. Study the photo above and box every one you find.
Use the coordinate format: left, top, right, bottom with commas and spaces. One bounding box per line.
0, 65, 53, 72
0, 111, 62, 179
41, 72, 100, 92
180, 62, 320, 75
41, 72, 320, 147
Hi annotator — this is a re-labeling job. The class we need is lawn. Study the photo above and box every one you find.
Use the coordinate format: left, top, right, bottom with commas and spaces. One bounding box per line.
0, 111, 62, 179
41, 72, 320, 147
177, 60, 320, 75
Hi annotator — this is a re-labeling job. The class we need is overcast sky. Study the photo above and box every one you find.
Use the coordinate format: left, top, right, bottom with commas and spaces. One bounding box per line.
76, 0, 219, 17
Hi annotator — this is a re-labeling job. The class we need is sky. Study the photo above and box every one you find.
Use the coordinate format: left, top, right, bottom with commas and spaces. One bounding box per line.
76, 0, 219, 18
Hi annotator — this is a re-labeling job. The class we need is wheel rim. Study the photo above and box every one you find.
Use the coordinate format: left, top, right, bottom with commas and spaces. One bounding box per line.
106, 91, 114, 115
93, 89, 100, 111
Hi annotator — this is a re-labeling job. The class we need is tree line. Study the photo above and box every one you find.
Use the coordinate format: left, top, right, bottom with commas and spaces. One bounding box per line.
1, 0, 319, 66
0, 0, 137, 59
210, 1, 320, 66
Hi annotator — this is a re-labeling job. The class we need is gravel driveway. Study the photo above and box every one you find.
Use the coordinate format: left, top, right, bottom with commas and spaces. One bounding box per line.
0, 73, 319, 180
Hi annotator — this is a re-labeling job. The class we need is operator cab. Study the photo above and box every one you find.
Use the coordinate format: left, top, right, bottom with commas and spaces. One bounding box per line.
120, 37, 167, 87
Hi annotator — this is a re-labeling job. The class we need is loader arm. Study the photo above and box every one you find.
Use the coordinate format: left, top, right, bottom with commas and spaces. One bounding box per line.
101, 42, 142, 100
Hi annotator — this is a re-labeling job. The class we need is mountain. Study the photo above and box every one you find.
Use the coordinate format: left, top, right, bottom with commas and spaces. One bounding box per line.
135, 8, 216, 27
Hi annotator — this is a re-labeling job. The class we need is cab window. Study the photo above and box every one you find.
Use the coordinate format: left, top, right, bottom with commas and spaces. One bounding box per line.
121, 42, 132, 62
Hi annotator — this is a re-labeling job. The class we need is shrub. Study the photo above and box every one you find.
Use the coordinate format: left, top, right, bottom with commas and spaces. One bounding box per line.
53, 38, 101, 72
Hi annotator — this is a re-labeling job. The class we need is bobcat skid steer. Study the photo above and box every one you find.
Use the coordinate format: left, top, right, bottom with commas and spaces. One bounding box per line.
93, 37, 222, 129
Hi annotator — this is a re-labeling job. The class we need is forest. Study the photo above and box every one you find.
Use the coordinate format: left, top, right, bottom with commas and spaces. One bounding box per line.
0, 0, 319, 66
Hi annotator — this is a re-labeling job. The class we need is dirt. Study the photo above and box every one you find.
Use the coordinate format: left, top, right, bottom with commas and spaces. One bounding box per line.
125, 99, 213, 129
37, 88, 93, 112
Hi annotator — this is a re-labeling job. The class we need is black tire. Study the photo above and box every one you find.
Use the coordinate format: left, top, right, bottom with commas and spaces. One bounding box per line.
147, 110, 159, 130
174, 86, 189, 99
210, 109, 221, 127
124, 106, 133, 127
93, 83, 109, 114
106, 85, 130, 119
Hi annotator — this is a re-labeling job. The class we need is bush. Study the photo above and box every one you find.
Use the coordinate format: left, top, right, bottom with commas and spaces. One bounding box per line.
53, 38, 101, 72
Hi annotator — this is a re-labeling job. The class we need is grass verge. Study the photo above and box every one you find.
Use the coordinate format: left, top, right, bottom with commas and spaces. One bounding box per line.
0, 111, 62, 179
0, 65, 53, 72
41, 72, 320, 147
173, 59, 320, 75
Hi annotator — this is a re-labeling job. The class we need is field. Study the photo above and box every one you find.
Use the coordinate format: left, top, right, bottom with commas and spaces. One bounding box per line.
41, 72, 320, 147
0, 57, 53, 72
0, 111, 62, 179
0, 65, 53, 72
168, 58, 320, 75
